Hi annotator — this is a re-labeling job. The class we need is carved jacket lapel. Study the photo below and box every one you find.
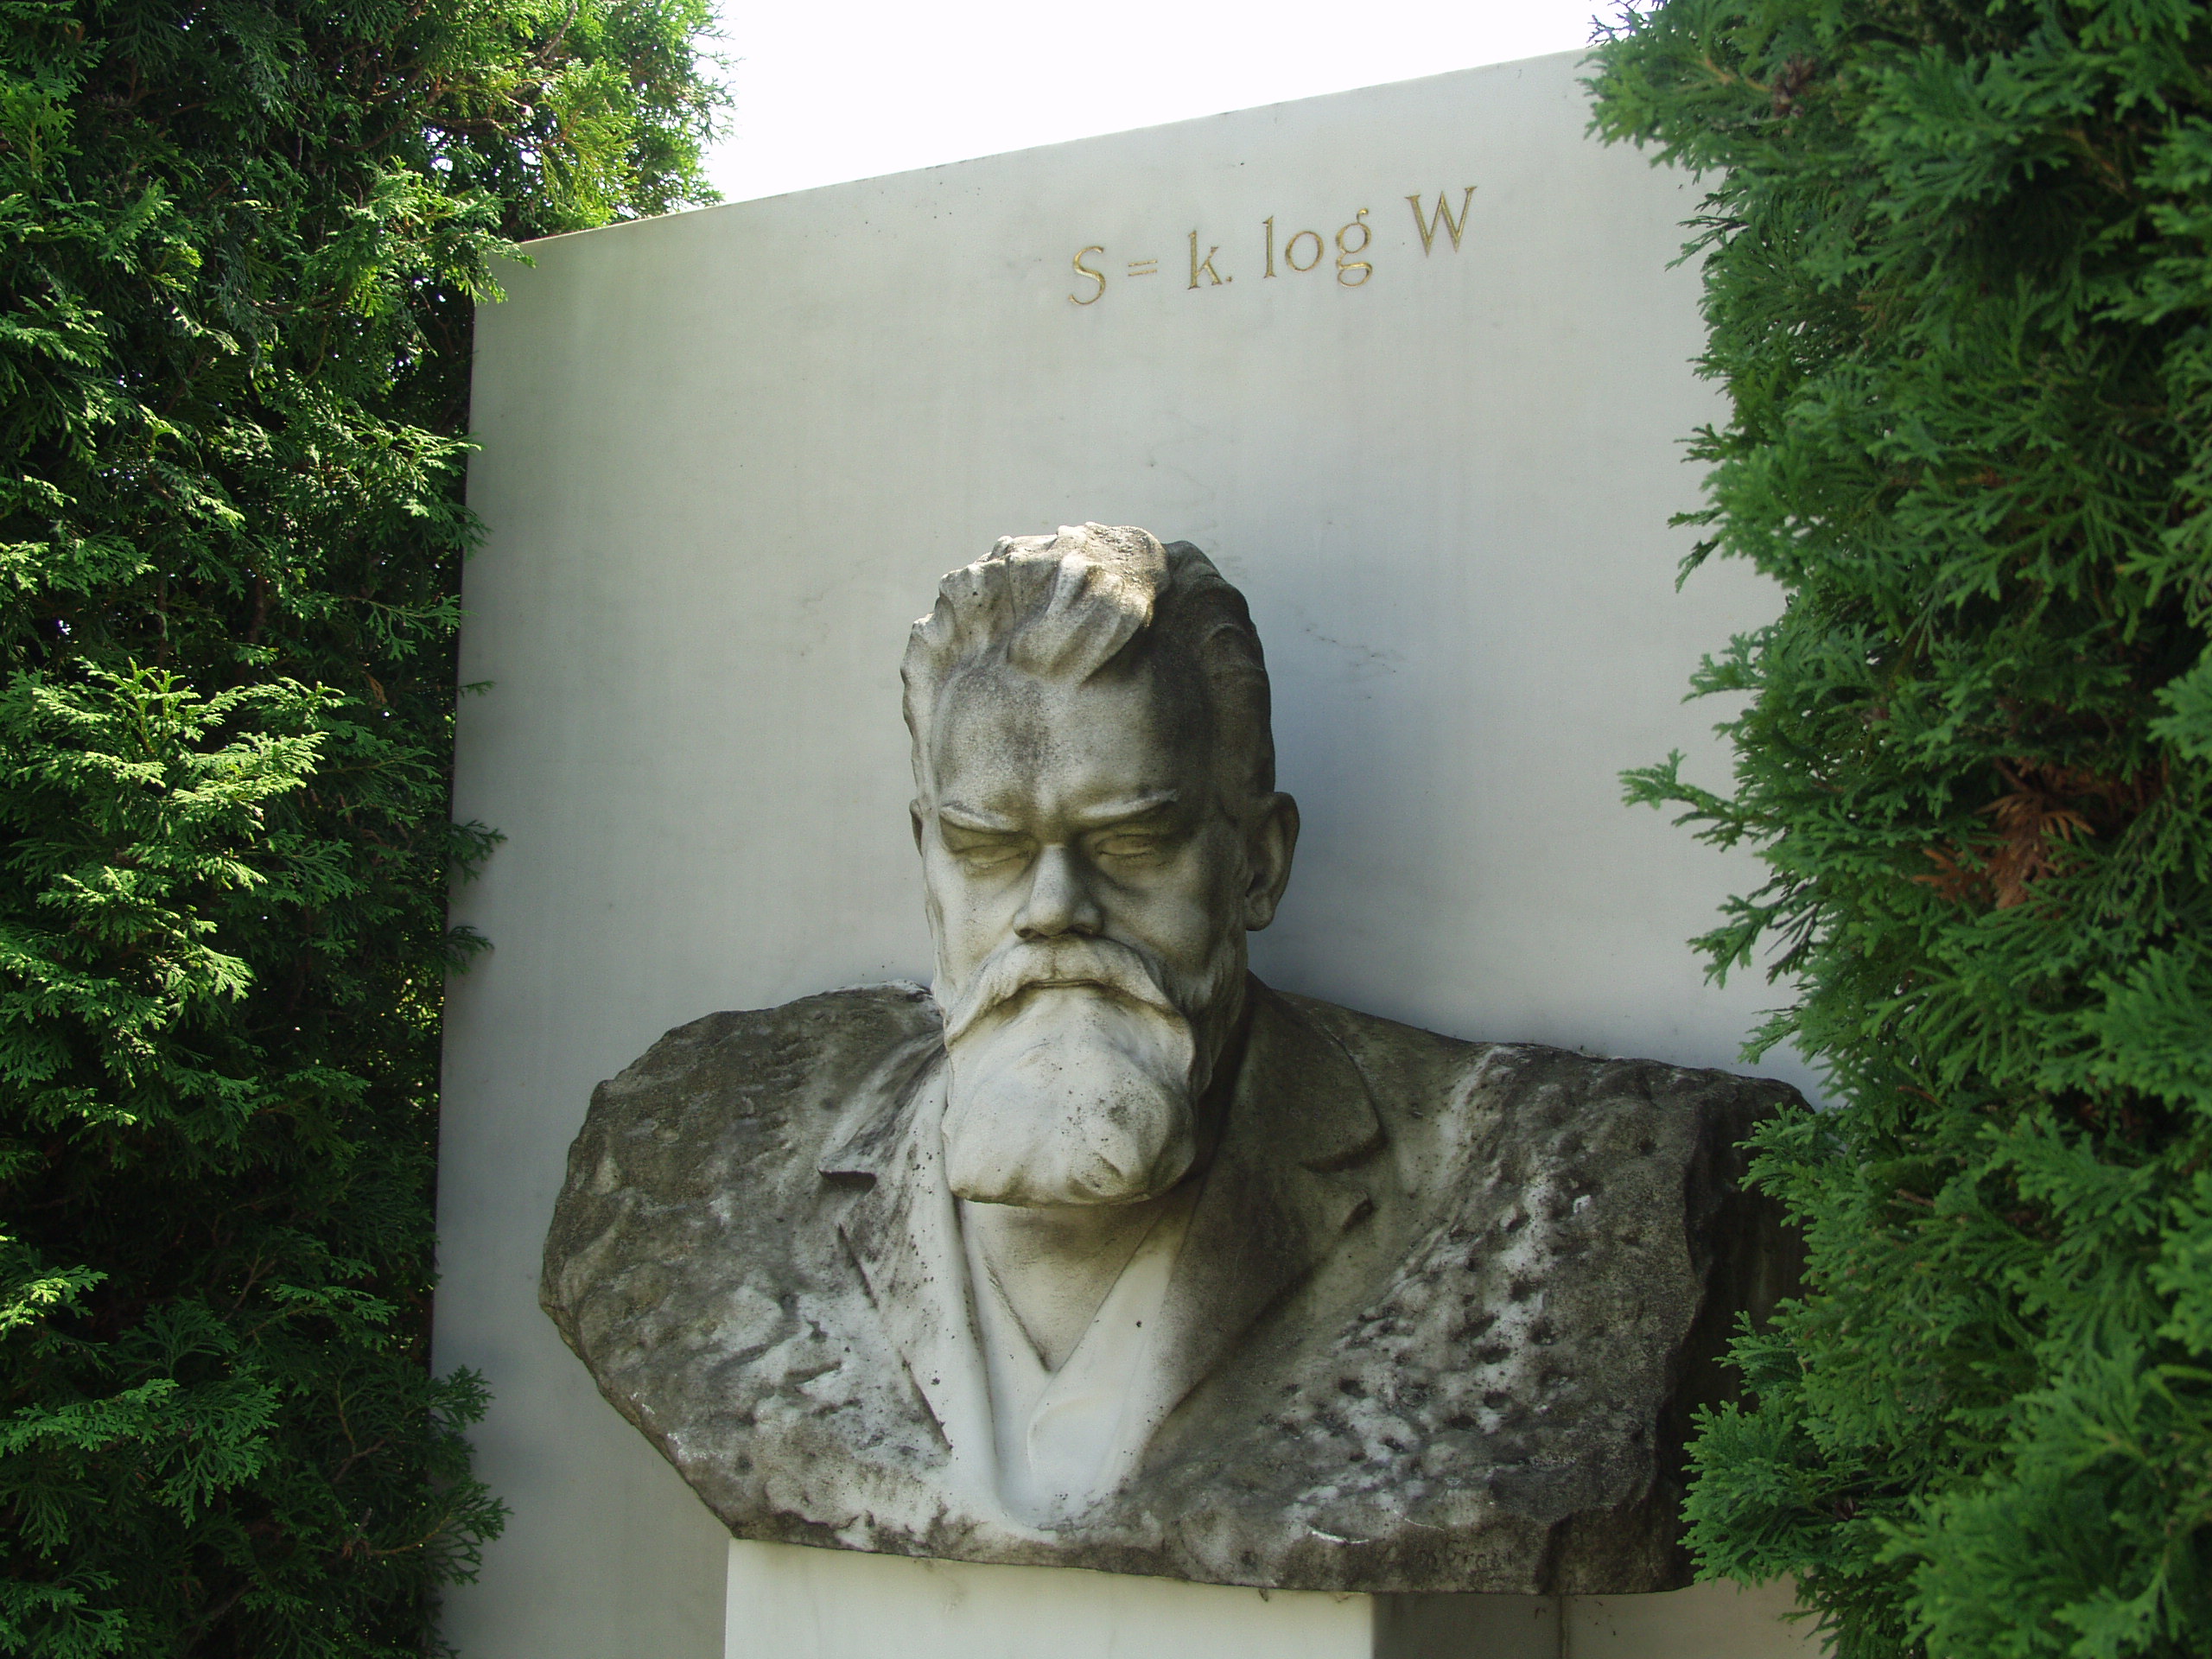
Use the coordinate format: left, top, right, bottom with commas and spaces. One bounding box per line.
818, 1039, 998, 1501
1145, 980, 1386, 1421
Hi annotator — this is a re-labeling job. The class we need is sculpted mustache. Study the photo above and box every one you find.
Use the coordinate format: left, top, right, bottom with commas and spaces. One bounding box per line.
940, 938, 1181, 1046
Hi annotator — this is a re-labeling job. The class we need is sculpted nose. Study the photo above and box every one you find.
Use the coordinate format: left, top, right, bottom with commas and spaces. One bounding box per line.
1016, 845, 1103, 941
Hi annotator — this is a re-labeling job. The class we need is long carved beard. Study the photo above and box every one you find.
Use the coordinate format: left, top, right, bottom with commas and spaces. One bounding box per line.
938, 936, 1240, 1207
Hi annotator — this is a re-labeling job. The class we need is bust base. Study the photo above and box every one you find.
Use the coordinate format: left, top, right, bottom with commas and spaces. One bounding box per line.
724, 1541, 1819, 1658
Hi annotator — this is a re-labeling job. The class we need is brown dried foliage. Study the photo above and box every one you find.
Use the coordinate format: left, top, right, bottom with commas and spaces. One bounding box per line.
1916, 760, 2161, 909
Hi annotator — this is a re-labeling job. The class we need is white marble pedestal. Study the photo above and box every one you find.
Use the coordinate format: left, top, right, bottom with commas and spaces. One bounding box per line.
726, 1541, 1821, 1658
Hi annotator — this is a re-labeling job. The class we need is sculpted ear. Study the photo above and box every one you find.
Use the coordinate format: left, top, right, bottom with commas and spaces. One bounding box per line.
1243, 792, 1299, 931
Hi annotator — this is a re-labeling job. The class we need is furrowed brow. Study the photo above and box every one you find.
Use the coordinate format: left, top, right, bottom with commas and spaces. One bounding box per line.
1069, 791, 1181, 830
936, 803, 1024, 834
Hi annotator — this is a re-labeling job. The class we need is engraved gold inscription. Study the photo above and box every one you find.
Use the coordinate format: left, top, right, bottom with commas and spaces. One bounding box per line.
1336, 209, 1372, 287
1070, 245, 1107, 305
1188, 231, 1229, 289
1064, 183, 1473, 308
1408, 188, 1476, 254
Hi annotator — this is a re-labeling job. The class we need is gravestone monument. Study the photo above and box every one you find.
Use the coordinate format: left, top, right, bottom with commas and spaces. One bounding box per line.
442, 47, 1826, 1659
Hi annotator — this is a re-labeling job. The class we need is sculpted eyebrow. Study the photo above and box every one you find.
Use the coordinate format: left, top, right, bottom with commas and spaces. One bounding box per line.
936, 804, 1023, 834
1070, 791, 1180, 829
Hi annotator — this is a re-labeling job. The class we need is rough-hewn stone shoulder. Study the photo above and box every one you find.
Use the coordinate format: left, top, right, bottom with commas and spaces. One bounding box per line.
1135, 1004, 1802, 1592
542, 982, 939, 1338
539, 984, 949, 1532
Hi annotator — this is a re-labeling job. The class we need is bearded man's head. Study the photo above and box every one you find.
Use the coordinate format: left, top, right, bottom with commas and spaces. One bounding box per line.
901, 524, 1299, 1208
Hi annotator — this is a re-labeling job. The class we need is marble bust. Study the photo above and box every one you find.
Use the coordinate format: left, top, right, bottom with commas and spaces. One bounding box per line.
541, 524, 1799, 1592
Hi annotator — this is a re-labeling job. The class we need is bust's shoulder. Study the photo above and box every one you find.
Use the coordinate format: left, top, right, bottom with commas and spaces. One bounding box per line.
543, 982, 939, 1306
589, 981, 940, 1122
1268, 985, 1796, 1138
541, 985, 948, 1522
1269, 988, 1484, 1078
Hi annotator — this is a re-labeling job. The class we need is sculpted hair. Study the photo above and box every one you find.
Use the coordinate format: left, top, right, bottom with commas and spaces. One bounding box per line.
902, 524, 1274, 805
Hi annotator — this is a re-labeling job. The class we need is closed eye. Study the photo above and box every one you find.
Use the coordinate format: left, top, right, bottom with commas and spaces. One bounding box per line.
942, 830, 1031, 871
1091, 830, 1169, 860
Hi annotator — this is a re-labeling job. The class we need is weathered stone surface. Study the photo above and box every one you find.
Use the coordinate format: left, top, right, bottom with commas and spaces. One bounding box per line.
542, 977, 1798, 1593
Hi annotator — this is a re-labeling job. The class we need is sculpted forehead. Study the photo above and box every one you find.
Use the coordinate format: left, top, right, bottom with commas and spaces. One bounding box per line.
926, 665, 1207, 818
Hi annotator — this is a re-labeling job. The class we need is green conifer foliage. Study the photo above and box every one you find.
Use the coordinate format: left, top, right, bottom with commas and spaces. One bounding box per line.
1588, 4, 2212, 1655
0, 1, 720, 1651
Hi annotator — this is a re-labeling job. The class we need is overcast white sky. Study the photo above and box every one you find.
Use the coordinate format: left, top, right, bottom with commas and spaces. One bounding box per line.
702, 1, 1611, 204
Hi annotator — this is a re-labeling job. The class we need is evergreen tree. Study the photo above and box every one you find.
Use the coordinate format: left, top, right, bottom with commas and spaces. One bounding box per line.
0, 0, 721, 1651
1588, 4, 2212, 1656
